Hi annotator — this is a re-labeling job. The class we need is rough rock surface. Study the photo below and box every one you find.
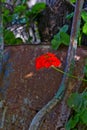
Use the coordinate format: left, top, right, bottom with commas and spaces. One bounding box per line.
0, 45, 87, 130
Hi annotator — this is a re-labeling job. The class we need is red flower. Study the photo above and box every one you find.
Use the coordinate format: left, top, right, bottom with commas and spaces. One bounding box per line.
35, 52, 61, 70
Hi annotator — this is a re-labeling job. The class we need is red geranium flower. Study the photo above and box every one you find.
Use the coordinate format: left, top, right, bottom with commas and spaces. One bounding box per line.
35, 52, 61, 70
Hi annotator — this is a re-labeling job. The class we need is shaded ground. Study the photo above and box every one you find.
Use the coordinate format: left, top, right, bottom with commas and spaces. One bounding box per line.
0, 45, 87, 130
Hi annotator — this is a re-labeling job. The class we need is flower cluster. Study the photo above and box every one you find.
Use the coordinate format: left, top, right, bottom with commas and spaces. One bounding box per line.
35, 52, 61, 70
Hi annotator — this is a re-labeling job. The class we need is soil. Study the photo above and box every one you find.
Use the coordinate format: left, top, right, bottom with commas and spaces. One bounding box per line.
0, 45, 87, 130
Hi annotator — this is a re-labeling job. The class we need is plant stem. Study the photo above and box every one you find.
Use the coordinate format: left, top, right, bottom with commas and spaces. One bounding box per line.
52, 66, 87, 82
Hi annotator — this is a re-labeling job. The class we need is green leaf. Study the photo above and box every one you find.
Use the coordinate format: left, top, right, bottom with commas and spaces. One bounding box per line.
1, 0, 6, 2
82, 23, 87, 35
26, 2, 46, 20
83, 92, 87, 99
67, 93, 83, 112
51, 31, 61, 50
3, 9, 12, 25
60, 25, 68, 33
3, 9, 10, 16
60, 32, 70, 45
51, 25, 70, 50
51, 39, 61, 50
66, 12, 74, 20
51, 25, 69, 50
4, 30, 16, 45
31, 2, 46, 14
65, 115, 79, 130
70, 0, 76, 3
4, 30, 23, 45
67, 91, 87, 129
14, 5, 27, 14
82, 92, 87, 107
80, 108, 87, 124
15, 38, 23, 44
81, 11, 87, 22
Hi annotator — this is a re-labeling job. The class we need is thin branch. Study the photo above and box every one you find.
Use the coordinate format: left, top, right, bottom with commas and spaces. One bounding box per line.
55, 0, 84, 98
52, 66, 87, 82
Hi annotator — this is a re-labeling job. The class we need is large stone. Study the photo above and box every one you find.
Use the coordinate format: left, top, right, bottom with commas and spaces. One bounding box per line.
0, 45, 87, 130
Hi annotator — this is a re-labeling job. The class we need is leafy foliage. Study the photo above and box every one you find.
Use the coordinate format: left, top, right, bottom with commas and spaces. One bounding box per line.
82, 23, 87, 35
51, 8, 87, 50
4, 30, 22, 45
66, 61, 87, 130
70, 0, 76, 3
65, 9, 87, 46
81, 11, 87, 35
81, 11, 87, 23
66, 12, 74, 20
29, 2, 46, 15
66, 91, 87, 130
2, 1, 46, 45
2, 0, 87, 46
51, 25, 70, 50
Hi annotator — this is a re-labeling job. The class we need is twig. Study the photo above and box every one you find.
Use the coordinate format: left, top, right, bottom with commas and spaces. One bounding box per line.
52, 66, 87, 82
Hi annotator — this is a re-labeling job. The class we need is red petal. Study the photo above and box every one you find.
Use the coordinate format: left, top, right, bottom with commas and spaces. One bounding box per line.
35, 53, 61, 70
